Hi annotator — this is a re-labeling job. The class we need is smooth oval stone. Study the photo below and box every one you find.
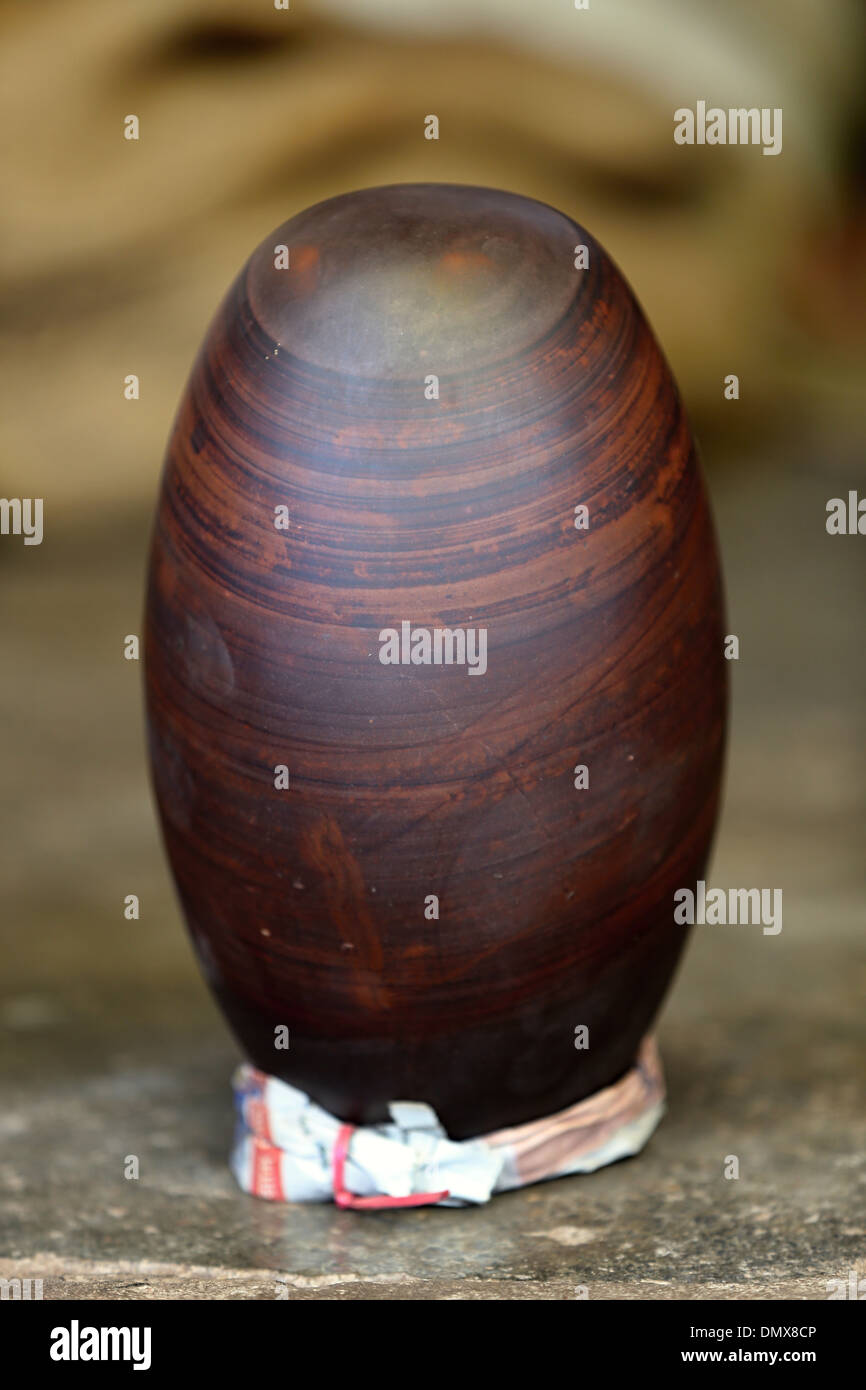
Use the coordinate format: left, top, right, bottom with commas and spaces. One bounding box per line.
145, 183, 727, 1139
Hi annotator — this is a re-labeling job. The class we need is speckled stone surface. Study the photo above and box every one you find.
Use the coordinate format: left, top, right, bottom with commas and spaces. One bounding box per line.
0, 433, 863, 1300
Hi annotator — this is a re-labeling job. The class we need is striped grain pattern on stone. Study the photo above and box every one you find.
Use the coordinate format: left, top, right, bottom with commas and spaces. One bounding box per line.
145, 184, 727, 1139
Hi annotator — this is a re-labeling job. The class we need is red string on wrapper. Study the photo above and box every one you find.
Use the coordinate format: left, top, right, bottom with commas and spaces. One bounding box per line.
230, 1036, 666, 1205
331, 1124, 450, 1210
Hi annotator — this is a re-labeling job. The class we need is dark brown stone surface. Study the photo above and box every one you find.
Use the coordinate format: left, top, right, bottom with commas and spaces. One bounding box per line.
144, 185, 726, 1135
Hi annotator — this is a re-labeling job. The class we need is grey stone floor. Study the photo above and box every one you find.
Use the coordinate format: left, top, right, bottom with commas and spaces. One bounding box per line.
0, 427, 863, 1300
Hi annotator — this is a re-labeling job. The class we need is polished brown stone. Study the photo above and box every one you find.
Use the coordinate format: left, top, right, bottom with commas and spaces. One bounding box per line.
144, 185, 727, 1137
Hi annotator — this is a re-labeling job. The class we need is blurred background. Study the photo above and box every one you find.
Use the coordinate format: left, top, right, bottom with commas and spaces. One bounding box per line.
0, 0, 864, 1299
